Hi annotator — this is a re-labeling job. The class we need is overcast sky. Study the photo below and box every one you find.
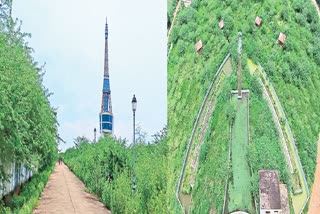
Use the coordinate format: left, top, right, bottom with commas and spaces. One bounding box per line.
12, 0, 166, 151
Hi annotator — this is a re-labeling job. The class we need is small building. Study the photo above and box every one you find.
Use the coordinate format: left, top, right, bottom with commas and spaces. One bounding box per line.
195, 40, 203, 54
259, 170, 282, 214
219, 20, 224, 29
183, 0, 192, 7
278, 33, 287, 45
255, 16, 262, 26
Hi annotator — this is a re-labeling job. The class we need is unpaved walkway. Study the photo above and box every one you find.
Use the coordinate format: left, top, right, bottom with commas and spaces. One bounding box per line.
33, 162, 111, 214
311, 0, 320, 17
259, 78, 293, 173
167, 0, 181, 41
308, 135, 320, 214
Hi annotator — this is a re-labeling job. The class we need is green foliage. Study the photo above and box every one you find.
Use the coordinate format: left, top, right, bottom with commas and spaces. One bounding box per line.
167, 0, 179, 29
228, 96, 254, 213
0, 2, 57, 190
168, 0, 320, 211
63, 134, 167, 214
225, 99, 237, 124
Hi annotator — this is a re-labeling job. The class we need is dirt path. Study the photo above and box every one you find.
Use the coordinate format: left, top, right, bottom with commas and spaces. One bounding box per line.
259, 78, 293, 173
308, 135, 320, 214
167, 0, 181, 41
311, 0, 320, 17
33, 162, 111, 214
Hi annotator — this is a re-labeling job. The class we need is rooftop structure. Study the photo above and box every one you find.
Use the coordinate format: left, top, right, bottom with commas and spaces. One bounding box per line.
195, 40, 203, 54
255, 16, 262, 26
183, 0, 192, 7
259, 170, 282, 213
219, 20, 224, 29
278, 33, 287, 45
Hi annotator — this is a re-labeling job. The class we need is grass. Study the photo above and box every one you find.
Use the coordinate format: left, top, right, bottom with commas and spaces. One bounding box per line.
178, 56, 232, 212
228, 95, 255, 213
248, 59, 308, 213
190, 79, 233, 213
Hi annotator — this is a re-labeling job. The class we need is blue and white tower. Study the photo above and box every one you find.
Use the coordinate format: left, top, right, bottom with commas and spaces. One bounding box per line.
99, 17, 113, 134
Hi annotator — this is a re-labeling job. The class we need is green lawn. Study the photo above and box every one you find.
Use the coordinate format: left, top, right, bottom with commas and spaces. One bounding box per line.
228, 95, 255, 213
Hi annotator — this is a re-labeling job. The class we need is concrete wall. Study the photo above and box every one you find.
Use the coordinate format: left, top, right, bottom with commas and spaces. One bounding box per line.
0, 162, 34, 197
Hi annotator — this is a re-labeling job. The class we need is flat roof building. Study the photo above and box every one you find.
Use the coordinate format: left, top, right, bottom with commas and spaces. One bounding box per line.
259, 170, 282, 214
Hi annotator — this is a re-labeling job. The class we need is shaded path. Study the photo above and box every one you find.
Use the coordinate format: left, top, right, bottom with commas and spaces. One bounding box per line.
33, 162, 111, 214
308, 135, 320, 214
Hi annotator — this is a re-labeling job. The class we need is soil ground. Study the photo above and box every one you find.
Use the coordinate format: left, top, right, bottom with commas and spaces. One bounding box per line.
311, 0, 320, 16
308, 135, 320, 214
33, 162, 111, 214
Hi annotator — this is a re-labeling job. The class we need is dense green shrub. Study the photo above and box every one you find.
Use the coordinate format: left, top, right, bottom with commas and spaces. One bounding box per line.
63, 133, 167, 214
0, 2, 57, 212
0, 1, 58, 182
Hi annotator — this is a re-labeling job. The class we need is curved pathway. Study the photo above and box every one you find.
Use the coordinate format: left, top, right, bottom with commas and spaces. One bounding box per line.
167, 0, 181, 41
308, 135, 320, 214
311, 0, 320, 17
33, 162, 111, 214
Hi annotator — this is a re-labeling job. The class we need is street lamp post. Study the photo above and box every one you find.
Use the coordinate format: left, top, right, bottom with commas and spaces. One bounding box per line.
94, 128, 97, 143
132, 94, 137, 193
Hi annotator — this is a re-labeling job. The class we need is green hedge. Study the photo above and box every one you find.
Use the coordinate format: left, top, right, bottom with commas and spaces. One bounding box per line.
0, 1, 58, 182
63, 135, 167, 214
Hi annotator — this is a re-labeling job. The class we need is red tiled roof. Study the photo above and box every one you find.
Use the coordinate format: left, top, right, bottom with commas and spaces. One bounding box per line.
195, 40, 203, 52
255, 16, 262, 26
278, 33, 287, 44
219, 20, 224, 29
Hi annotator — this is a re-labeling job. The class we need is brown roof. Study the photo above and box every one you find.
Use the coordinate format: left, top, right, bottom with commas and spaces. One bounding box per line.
278, 33, 287, 44
195, 40, 203, 52
255, 16, 262, 26
259, 170, 282, 210
219, 20, 224, 29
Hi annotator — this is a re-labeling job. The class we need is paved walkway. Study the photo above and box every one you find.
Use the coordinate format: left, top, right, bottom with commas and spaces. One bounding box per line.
33, 162, 111, 214
308, 135, 320, 214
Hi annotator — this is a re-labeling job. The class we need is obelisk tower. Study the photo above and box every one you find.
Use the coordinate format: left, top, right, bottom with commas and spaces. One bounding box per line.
99, 17, 113, 134
238, 32, 242, 99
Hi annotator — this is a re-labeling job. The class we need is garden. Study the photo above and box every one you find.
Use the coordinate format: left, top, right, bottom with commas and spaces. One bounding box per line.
168, 0, 320, 212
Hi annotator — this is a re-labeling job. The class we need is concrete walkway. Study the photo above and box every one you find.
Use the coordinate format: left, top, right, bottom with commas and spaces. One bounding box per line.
308, 135, 320, 214
33, 162, 111, 214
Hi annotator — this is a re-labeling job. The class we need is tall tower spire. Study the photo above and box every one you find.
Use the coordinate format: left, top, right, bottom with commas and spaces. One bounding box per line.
104, 16, 109, 77
237, 32, 242, 99
99, 17, 113, 134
